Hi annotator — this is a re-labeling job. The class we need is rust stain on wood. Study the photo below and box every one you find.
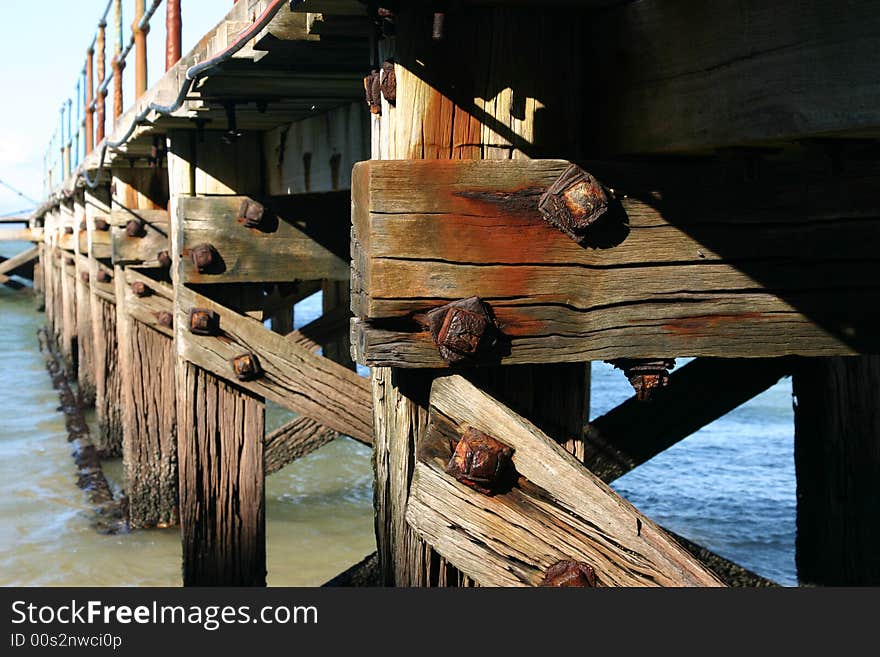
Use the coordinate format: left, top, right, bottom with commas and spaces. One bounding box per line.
662, 312, 766, 336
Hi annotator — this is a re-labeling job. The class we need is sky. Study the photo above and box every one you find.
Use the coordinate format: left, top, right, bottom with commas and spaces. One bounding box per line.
0, 0, 224, 218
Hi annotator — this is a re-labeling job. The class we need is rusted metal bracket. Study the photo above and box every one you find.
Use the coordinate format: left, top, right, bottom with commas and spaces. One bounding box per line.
445, 427, 514, 495
607, 358, 676, 401
416, 296, 502, 364
538, 164, 610, 243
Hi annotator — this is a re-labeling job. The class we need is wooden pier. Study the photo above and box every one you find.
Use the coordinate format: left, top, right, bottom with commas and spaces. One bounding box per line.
20, 0, 880, 586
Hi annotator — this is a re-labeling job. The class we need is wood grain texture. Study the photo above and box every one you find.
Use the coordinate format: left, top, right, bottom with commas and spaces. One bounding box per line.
122, 268, 174, 338
110, 209, 170, 266
352, 157, 880, 367
265, 416, 339, 475
92, 296, 123, 456
175, 285, 372, 445
177, 195, 349, 285
407, 375, 724, 587
177, 361, 265, 586
585, 0, 880, 155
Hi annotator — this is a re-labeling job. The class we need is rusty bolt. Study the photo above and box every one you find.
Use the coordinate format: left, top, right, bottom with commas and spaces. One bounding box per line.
157, 250, 172, 268
231, 352, 262, 381
380, 60, 396, 106
80, 272, 90, 283
65, 257, 75, 266
130, 281, 149, 297
188, 308, 219, 336
64, 226, 74, 234
126, 218, 146, 238
96, 269, 112, 284
538, 164, 611, 243
94, 218, 110, 231
190, 243, 217, 273
607, 358, 676, 401
418, 296, 500, 364
238, 198, 266, 229
364, 69, 381, 115
541, 560, 597, 587
445, 427, 514, 495
156, 311, 173, 328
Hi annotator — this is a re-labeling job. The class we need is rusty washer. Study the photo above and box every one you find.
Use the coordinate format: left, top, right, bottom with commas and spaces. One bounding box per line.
188, 308, 219, 336
96, 270, 112, 284
607, 358, 676, 401
156, 311, 173, 328
538, 164, 611, 243
156, 250, 172, 268
130, 281, 149, 297
231, 353, 262, 382
190, 243, 217, 273
418, 296, 500, 364
541, 560, 597, 587
126, 218, 146, 238
238, 199, 266, 229
446, 427, 514, 495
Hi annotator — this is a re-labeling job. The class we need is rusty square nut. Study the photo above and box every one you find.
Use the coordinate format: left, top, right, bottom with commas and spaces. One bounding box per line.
420, 296, 498, 364
65, 257, 75, 266
156, 250, 172, 268
80, 272, 90, 283
130, 281, 149, 297
96, 270, 112, 284
64, 226, 74, 234
190, 243, 217, 273
79, 219, 87, 231
156, 311, 173, 328
94, 218, 110, 231
238, 199, 266, 229
126, 219, 146, 238
541, 560, 597, 587
445, 427, 514, 495
231, 352, 262, 381
188, 308, 219, 335
538, 164, 610, 243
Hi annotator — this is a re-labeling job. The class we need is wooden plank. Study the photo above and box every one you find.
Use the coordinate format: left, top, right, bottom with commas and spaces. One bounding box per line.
265, 416, 340, 475
175, 285, 372, 444
0, 228, 42, 242
122, 269, 174, 338
406, 375, 724, 587
110, 209, 170, 266
585, 0, 880, 154
74, 197, 96, 406
0, 246, 38, 276
177, 195, 349, 284
352, 158, 880, 367
585, 358, 793, 483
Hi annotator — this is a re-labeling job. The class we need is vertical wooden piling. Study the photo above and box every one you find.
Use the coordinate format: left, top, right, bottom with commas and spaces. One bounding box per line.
793, 356, 880, 585
74, 196, 96, 405
321, 280, 354, 369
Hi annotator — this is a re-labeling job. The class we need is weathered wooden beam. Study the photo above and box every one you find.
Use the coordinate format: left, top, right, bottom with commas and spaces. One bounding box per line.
407, 375, 724, 586
287, 303, 350, 351
585, 0, 880, 155
74, 198, 97, 406
585, 358, 793, 483
176, 280, 372, 444
110, 209, 170, 266
176, 195, 349, 284
122, 268, 174, 338
0, 228, 43, 242
265, 416, 340, 475
0, 246, 38, 276
352, 158, 880, 367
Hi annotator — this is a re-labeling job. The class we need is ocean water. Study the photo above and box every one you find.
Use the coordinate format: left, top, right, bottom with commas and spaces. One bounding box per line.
0, 244, 797, 586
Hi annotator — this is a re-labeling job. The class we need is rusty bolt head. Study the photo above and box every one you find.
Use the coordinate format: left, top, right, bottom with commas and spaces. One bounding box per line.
190, 243, 217, 273
188, 308, 219, 335
94, 218, 110, 231
446, 427, 514, 495
541, 560, 597, 587
157, 250, 172, 268
238, 199, 266, 229
80, 272, 90, 283
64, 226, 74, 234
79, 219, 87, 231
126, 218, 146, 238
364, 69, 381, 115
65, 257, 75, 266
130, 281, 148, 297
607, 358, 676, 401
380, 60, 396, 105
538, 165, 610, 243
156, 311, 173, 328
420, 296, 499, 364
231, 352, 262, 381
96, 269, 112, 284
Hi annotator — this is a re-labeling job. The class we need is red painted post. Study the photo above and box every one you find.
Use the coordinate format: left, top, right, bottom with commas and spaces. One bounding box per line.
133, 0, 148, 99
85, 48, 95, 153
113, 0, 124, 120
96, 20, 107, 143
166, 0, 182, 71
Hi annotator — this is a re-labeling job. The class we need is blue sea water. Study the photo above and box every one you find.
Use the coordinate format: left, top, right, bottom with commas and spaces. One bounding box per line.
0, 246, 798, 585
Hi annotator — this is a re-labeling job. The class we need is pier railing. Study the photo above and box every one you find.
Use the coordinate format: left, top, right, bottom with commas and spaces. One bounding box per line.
43, 0, 180, 198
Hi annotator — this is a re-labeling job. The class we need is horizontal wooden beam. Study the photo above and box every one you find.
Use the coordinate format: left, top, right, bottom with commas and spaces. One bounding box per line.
176, 285, 372, 443
122, 269, 174, 338
265, 416, 340, 475
111, 209, 170, 266
0, 246, 38, 277
585, 0, 880, 154
352, 158, 880, 367
177, 195, 349, 284
406, 375, 723, 587
586, 358, 792, 483
0, 228, 43, 242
